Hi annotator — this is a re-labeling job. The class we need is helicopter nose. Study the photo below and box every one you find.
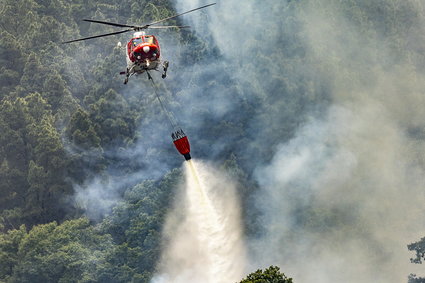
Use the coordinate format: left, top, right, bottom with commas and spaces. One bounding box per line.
143, 46, 150, 53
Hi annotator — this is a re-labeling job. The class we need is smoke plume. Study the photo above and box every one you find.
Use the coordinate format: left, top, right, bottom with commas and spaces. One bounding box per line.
72, 0, 425, 281
173, 0, 425, 282
251, 1, 425, 282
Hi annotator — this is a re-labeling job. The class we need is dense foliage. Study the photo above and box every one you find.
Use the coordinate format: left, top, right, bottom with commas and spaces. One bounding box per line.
0, 171, 179, 282
0, 218, 112, 282
409, 238, 425, 283
0, 0, 191, 281
239, 266, 293, 283
1, 0, 425, 282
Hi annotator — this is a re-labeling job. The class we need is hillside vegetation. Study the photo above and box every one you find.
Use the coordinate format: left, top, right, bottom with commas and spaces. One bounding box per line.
1, 0, 425, 282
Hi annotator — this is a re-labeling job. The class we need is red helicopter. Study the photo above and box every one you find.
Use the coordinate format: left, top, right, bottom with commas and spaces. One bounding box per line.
63, 3, 216, 84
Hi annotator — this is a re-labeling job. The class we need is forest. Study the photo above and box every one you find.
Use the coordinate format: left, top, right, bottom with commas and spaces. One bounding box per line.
1, 0, 425, 282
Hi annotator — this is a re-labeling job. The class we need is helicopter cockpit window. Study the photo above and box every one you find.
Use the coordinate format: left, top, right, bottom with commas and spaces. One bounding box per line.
143, 36, 154, 44
132, 38, 142, 46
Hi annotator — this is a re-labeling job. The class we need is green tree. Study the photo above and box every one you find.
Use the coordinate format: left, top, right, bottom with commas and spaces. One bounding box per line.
98, 169, 181, 282
239, 266, 293, 283
408, 237, 425, 282
0, 93, 72, 227
67, 108, 101, 150
409, 274, 425, 283
0, 225, 27, 281
2, 218, 114, 283
409, 237, 425, 264
19, 54, 48, 96
88, 88, 136, 147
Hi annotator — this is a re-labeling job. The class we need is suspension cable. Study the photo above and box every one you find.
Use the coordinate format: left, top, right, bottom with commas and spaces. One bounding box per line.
146, 71, 178, 129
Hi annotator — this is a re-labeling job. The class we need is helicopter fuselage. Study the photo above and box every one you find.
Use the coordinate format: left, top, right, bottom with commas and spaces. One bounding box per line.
126, 33, 161, 73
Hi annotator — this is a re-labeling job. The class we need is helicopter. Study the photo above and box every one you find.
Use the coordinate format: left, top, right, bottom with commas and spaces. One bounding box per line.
63, 3, 216, 84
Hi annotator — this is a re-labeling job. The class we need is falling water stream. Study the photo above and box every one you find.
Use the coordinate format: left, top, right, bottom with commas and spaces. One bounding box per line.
152, 160, 246, 283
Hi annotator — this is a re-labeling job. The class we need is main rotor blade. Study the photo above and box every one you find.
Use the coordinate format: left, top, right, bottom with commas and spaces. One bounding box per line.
147, 25, 191, 29
83, 19, 135, 28
144, 3, 216, 28
62, 29, 132, 44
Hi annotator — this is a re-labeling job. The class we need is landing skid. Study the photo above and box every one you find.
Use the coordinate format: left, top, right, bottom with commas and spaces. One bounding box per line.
162, 61, 169, 79
120, 61, 169, 84
120, 67, 135, 84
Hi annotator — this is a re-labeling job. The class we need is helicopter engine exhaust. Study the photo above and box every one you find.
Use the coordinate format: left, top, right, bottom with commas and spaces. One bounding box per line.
172, 128, 191, 161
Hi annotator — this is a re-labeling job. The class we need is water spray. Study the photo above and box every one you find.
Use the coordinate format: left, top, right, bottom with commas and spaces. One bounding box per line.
152, 160, 246, 283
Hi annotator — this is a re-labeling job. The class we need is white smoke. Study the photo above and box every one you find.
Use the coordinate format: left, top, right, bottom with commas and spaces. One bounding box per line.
250, 2, 425, 282
71, 1, 425, 281
152, 160, 246, 283
253, 103, 425, 282
173, 0, 425, 282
